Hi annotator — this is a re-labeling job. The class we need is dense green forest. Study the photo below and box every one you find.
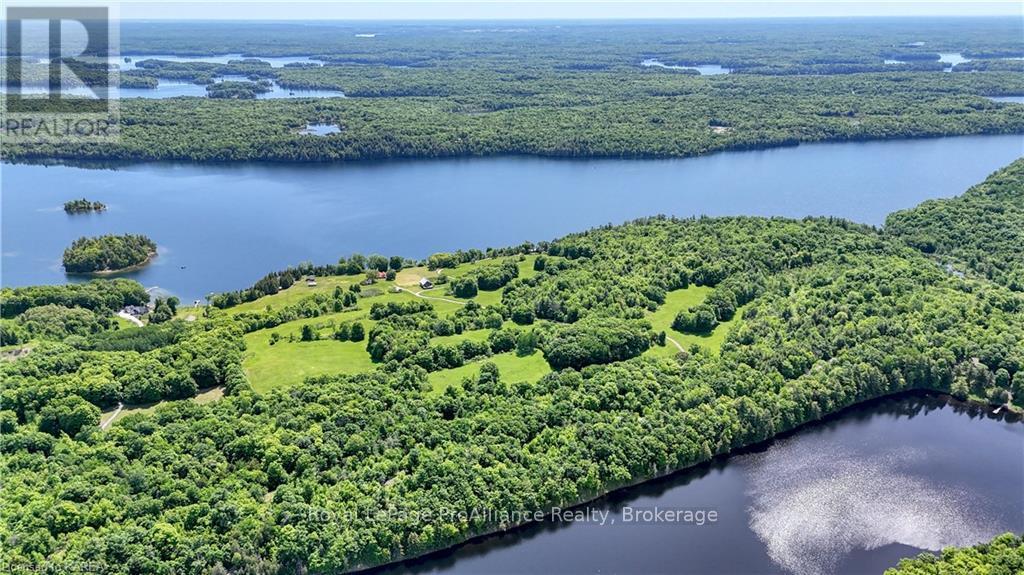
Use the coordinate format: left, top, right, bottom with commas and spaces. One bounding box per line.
62, 234, 158, 274
5, 72, 1024, 162
885, 532, 1024, 575
1, 161, 1022, 574
887, 158, 1024, 291
3, 19, 1024, 162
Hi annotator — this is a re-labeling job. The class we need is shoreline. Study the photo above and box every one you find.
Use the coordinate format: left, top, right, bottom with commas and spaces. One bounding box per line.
350, 389, 1019, 574
3, 130, 1024, 170
64, 250, 158, 277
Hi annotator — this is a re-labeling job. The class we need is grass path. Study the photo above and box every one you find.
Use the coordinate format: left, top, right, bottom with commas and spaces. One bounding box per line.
99, 402, 123, 429
665, 335, 685, 352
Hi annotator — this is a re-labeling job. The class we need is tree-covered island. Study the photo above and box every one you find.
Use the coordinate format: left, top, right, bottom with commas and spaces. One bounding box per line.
62, 234, 158, 274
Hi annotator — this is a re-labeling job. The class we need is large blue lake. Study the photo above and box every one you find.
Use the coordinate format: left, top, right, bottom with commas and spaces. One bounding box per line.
2, 134, 1022, 302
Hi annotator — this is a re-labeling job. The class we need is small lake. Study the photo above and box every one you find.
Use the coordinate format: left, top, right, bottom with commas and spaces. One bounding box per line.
300, 123, 342, 135
939, 52, 971, 71
2, 134, 1022, 301
369, 395, 1023, 575
640, 58, 730, 75
990, 96, 1024, 104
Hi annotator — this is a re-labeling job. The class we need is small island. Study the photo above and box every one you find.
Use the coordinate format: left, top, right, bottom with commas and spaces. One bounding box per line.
62, 234, 157, 274
63, 198, 107, 214
206, 79, 274, 99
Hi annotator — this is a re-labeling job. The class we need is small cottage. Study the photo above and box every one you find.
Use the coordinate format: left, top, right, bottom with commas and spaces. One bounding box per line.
306, 275, 317, 287
419, 278, 433, 290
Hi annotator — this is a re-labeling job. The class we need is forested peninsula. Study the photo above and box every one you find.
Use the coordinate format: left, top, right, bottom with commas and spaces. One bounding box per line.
1, 159, 1022, 574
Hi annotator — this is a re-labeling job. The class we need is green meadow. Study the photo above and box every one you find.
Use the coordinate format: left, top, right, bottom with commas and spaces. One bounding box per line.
427, 351, 551, 396
644, 286, 746, 356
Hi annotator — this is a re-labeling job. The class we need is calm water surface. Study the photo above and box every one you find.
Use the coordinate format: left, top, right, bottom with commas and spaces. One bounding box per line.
2, 134, 1022, 301
640, 58, 730, 75
938, 52, 971, 71
370, 396, 1023, 575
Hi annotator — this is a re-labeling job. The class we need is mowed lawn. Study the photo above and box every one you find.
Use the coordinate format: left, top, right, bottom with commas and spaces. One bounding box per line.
242, 307, 376, 392
644, 286, 747, 356
427, 351, 551, 395
240, 286, 473, 392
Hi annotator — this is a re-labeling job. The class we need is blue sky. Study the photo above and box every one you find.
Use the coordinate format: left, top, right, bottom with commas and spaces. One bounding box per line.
111, 1, 1022, 20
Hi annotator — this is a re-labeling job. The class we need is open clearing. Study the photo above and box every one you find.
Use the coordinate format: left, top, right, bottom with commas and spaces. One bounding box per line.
235, 256, 544, 392
427, 351, 551, 395
644, 286, 747, 356
100, 385, 225, 427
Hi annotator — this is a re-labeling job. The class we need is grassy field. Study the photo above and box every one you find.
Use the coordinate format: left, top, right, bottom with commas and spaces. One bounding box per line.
430, 327, 493, 346
644, 286, 746, 356
226, 257, 545, 392
242, 306, 377, 392
427, 351, 551, 395
101, 385, 225, 427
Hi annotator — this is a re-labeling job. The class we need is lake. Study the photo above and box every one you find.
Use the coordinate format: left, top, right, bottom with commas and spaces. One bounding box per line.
2, 134, 1022, 302
368, 395, 1023, 575
939, 52, 971, 72
0, 77, 344, 99
640, 58, 730, 75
